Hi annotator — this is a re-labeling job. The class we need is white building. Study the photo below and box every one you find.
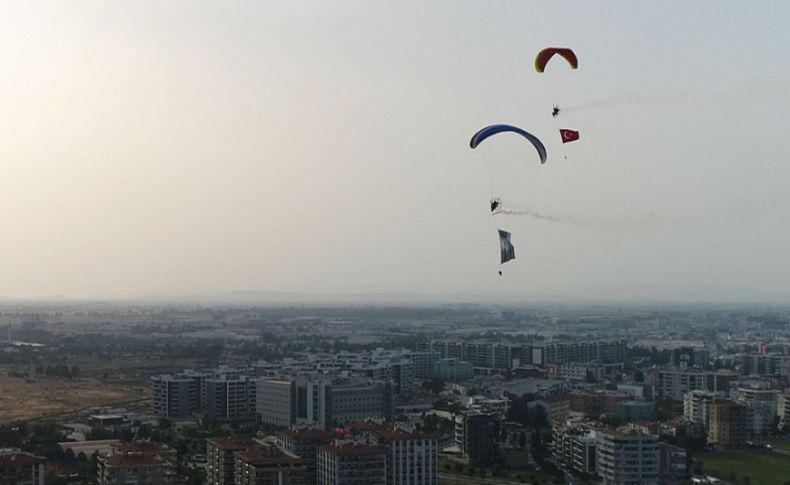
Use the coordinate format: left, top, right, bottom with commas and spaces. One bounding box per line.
731, 386, 779, 439
317, 443, 386, 485
596, 430, 659, 485
377, 428, 439, 485
653, 367, 735, 401
256, 379, 294, 427
780, 389, 790, 430
683, 390, 724, 429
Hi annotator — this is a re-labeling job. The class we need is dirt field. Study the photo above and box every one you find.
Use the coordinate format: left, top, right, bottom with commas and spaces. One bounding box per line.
0, 371, 149, 424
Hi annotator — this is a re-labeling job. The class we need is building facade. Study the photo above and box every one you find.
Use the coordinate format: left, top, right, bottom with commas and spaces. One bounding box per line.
376, 428, 438, 485
97, 442, 179, 485
0, 449, 45, 485
205, 376, 257, 422
595, 430, 659, 485
234, 445, 306, 485
257, 379, 296, 427
652, 368, 735, 401
432, 359, 473, 382
316, 444, 386, 485
707, 399, 747, 448
207, 437, 258, 485
279, 428, 336, 485
151, 374, 199, 418
456, 412, 501, 467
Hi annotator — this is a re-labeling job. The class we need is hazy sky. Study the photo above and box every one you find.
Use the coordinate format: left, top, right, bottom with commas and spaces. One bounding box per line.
1, 1, 789, 301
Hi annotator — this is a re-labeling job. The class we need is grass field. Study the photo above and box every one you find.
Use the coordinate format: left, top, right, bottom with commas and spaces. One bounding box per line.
697, 450, 790, 485
769, 442, 790, 453
0, 370, 148, 424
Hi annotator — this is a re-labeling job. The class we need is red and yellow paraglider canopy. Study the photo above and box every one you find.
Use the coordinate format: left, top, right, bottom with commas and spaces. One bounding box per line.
535, 47, 578, 72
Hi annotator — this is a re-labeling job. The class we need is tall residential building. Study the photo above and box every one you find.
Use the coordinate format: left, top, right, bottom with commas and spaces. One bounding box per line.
279, 428, 336, 485
207, 437, 258, 485
151, 367, 256, 421
545, 362, 623, 382
151, 374, 199, 418
456, 412, 502, 467
409, 351, 437, 381
737, 353, 790, 376
234, 444, 306, 485
526, 340, 626, 366
317, 443, 386, 485
779, 389, 790, 430
205, 376, 257, 422
552, 426, 596, 475
652, 367, 735, 401
671, 347, 710, 369
257, 379, 296, 427
292, 378, 393, 428
97, 442, 179, 485
707, 399, 747, 448
0, 449, 45, 485
328, 379, 393, 426
362, 360, 416, 395
432, 359, 473, 382
595, 430, 659, 485
683, 390, 724, 429
737, 387, 780, 439
658, 443, 688, 480
375, 427, 439, 485
426, 341, 515, 369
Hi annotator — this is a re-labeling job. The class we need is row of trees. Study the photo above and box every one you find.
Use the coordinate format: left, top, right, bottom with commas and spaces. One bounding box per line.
34, 363, 80, 379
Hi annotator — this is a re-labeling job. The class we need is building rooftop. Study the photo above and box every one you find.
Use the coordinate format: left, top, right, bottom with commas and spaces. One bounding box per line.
103, 454, 159, 467
208, 437, 258, 450
0, 451, 45, 466
236, 446, 303, 467
59, 440, 120, 457
282, 428, 336, 440
321, 443, 384, 456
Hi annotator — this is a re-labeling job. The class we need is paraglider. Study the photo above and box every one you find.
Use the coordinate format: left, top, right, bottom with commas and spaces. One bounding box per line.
552, 105, 561, 118
535, 47, 578, 72
490, 198, 502, 213
470, 124, 548, 165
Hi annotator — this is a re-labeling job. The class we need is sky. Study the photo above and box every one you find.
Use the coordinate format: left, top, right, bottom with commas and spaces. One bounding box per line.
0, 1, 789, 302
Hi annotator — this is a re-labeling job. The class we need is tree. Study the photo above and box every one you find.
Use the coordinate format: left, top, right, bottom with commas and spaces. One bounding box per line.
528, 405, 549, 429
422, 378, 444, 394
507, 396, 530, 426
135, 424, 151, 441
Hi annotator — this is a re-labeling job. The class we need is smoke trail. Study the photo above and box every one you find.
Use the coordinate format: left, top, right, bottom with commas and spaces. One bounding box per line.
493, 206, 679, 235
493, 209, 573, 224
563, 79, 784, 114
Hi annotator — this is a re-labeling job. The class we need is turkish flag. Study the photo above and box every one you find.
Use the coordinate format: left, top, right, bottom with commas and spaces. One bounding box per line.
560, 129, 580, 143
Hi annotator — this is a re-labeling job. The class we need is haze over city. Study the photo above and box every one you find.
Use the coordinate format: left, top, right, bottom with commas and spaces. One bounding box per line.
2, 1, 789, 302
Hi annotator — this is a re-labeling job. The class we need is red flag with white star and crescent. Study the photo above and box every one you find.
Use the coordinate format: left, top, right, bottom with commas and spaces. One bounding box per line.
560, 129, 580, 143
